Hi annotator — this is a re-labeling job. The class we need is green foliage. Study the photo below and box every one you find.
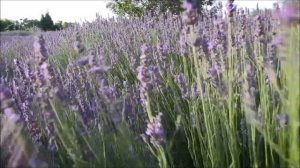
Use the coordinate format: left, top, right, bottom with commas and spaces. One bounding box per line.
53, 21, 64, 30
0, 19, 14, 31
21, 18, 40, 30
0, 13, 71, 32
0, 18, 40, 31
107, 0, 215, 17
1, 19, 39, 31
1, 2, 299, 167
62, 22, 72, 29
39, 12, 55, 31
107, 0, 144, 17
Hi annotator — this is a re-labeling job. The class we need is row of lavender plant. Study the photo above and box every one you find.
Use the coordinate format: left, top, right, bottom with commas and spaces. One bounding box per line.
1, 0, 299, 167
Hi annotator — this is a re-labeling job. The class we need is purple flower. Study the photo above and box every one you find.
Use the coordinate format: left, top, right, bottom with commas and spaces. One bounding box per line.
102, 86, 116, 101
208, 64, 222, 76
182, 0, 197, 25
145, 113, 165, 147
272, 3, 280, 20
254, 15, 261, 21
156, 43, 168, 55
0, 84, 19, 123
273, 3, 279, 10
137, 66, 152, 88
73, 33, 85, 54
33, 35, 48, 61
77, 55, 92, 66
225, 0, 236, 18
271, 35, 285, 46
175, 74, 188, 98
87, 66, 110, 74
214, 19, 225, 30
182, 0, 193, 12
207, 41, 215, 50
279, 2, 300, 25
225, 0, 236, 12
276, 113, 288, 127
140, 44, 149, 55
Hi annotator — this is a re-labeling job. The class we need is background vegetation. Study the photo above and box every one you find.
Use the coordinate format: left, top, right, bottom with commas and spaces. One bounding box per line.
0, 12, 71, 32
107, 0, 215, 17
0, 0, 299, 168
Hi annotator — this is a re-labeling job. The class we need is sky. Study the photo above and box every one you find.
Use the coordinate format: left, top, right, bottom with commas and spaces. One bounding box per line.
0, 0, 279, 23
0, 0, 115, 23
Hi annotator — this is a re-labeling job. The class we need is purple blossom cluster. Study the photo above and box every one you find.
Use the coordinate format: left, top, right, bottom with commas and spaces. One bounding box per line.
0, 0, 299, 167
144, 113, 165, 147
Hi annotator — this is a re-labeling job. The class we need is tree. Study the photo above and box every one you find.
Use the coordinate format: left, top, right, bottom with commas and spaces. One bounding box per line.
26, 19, 40, 29
18, 18, 40, 30
107, 0, 215, 17
39, 12, 55, 31
0, 19, 14, 31
53, 21, 63, 30
62, 22, 71, 29
0, 15, 65, 32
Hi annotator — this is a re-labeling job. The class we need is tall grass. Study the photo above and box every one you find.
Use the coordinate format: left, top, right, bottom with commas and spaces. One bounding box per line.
0, 1, 299, 167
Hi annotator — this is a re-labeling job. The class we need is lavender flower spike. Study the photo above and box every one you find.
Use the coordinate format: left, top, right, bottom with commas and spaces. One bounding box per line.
175, 74, 188, 98
145, 112, 165, 147
226, 0, 236, 17
182, 0, 197, 25
279, 1, 300, 26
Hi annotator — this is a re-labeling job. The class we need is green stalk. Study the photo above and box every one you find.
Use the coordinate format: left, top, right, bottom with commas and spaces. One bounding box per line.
285, 26, 300, 167
145, 92, 153, 121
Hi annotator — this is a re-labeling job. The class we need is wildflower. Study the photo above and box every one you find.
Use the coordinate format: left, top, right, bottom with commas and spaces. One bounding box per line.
137, 66, 152, 88
276, 113, 288, 127
254, 15, 264, 42
137, 44, 154, 107
39, 62, 52, 84
77, 55, 94, 66
182, 0, 193, 12
137, 44, 152, 89
190, 83, 199, 99
207, 64, 222, 76
33, 35, 48, 64
77, 47, 111, 86
145, 113, 165, 147
272, 3, 280, 20
207, 41, 215, 51
214, 19, 225, 28
33, 35, 58, 153
0, 85, 19, 123
271, 35, 285, 46
175, 74, 188, 98
225, 0, 235, 10
73, 32, 85, 54
179, 30, 188, 56
273, 3, 280, 11
279, 2, 300, 26
87, 66, 110, 74
182, 0, 197, 25
141, 43, 150, 56
101, 85, 116, 101
156, 43, 167, 56
225, 0, 236, 17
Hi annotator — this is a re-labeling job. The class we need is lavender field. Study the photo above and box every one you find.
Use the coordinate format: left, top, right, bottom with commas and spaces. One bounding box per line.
0, 1, 299, 168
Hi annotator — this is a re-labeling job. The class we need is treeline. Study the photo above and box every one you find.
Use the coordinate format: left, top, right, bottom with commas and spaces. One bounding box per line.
0, 12, 73, 32
107, 0, 215, 17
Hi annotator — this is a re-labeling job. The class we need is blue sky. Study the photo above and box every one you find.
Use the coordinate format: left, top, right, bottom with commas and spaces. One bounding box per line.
1, 0, 278, 23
